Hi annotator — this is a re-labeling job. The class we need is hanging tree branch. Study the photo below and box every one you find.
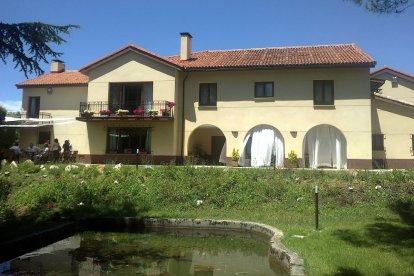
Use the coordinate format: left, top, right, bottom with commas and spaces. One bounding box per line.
0, 22, 79, 78
347, 0, 414, 14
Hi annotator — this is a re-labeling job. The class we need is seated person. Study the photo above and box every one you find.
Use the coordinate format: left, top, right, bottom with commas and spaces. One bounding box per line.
27, 143, 41, 160
34, 143, 49, 164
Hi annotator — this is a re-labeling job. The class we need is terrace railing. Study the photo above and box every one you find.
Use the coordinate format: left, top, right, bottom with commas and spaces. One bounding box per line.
6, 111, 52, 125
79, 100, 175, 118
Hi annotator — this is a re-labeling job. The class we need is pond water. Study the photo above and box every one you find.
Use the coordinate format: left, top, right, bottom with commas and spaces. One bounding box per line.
0, 228, 288, 275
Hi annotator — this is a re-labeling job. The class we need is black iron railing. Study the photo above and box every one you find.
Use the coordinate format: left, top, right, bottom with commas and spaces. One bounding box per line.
79, 101, 175, 118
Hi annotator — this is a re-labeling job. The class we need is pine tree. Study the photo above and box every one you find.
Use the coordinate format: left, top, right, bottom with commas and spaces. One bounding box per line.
348, 0, 413, 14
0, 22, 79, 77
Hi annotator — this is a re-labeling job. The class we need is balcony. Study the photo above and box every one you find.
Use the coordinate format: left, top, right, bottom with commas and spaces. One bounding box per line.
77, 101, 175, 122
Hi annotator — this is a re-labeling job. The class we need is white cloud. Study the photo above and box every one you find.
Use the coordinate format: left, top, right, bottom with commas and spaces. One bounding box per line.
0, 100, 22, 112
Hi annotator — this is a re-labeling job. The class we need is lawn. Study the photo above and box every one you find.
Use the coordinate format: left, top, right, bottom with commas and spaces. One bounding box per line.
0, 162, 413, 275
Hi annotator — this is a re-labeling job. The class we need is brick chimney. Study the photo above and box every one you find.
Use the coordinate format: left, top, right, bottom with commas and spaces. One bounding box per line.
180, 32, 192, 61
51, 59, 65, 73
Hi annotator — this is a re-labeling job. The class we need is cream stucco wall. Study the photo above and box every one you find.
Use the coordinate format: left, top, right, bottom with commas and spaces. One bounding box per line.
20, 86, 89, 153
374, 72, 414, 104
87, 51, 176, 103
372, 99, 414, 160
183, 68, 373, 163
81, 51, 180, 156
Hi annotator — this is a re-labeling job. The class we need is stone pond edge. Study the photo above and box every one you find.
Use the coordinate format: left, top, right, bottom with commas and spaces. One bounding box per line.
0, 218, 305, 275
140, 218, 306, 276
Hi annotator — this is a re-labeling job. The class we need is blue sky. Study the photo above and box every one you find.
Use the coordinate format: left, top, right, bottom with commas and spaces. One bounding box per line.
1, 0, 413, 111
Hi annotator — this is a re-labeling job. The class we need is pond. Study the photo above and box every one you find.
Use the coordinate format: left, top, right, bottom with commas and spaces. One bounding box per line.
0, 228, 288, 275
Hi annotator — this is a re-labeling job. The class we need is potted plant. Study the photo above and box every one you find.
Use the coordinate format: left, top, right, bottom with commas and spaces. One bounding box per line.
115, 109, 129, 116
287, 150, 300, 168
81, 109, 94, 118
166, 101, 176, 108
230, 148, 240, 167
133, 108, 145, 116
99, 109, 111, 116
148, 110, 158, 118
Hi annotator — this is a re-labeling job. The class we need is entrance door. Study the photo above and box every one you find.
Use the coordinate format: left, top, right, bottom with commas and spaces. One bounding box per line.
28, 97, 40, 118
211, 136, 226, 163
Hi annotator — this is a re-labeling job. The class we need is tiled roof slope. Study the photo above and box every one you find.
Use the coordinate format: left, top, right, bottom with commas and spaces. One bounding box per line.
167, 44, 376, 69
16, 71, 88, 88
16, 43, 375, 87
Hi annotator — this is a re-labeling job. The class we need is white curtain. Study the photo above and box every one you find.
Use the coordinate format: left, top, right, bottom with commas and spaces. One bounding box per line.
239, 128, 284, 167
238, 134, 251, 166
274, 135, 284, 168
251, 129, 275, 167
142, 83, 153, 113
306, 125, 347, 169
219, 141, 227, 164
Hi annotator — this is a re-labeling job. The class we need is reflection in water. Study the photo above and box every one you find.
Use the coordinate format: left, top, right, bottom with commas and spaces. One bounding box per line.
1, 229, 288, 275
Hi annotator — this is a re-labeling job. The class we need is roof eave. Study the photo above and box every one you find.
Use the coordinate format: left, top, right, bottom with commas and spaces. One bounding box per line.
182, 62, 376, 71
79, 45, 182, 73
16, 83, 89, 89
372, 92, 414, 110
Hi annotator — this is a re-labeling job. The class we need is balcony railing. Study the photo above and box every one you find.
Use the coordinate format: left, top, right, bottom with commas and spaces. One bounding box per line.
78, 101, 175, 119
6, 111, 52, 125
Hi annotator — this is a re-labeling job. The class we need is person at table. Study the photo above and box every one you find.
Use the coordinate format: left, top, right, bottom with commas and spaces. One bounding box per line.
34, 143, 49, 164
27, 143, 40, 160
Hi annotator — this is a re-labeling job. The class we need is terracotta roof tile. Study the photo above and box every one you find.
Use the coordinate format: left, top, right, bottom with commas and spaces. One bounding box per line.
17, 43, 375, 87
16, 71, 88, 88
167, 44, 376, 69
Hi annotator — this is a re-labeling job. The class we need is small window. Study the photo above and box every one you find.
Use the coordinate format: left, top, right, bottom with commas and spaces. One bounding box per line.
255, 82, 274, 98
391, 76, 398, 88
314, 80, 334, 105
372, 134, 385, 151
199, 83, 217, 107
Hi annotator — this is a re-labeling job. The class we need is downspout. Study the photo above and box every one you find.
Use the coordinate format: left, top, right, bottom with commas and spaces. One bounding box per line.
180, 71, 190, 164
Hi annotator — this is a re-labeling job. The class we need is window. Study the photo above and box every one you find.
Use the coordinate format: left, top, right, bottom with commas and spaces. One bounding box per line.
38, 131, 51, 145
313, 80, 334, 105
107, 127, 151, 154
199, 83, 217, 107
109, 82, 153, 112
255, 82, 274, 98
372, 134, 385, 151
28, 96, 40, 118
411, 134, 414, 154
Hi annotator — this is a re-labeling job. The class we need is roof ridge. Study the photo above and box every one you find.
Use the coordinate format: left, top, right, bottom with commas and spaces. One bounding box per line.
164, 44, 361, 58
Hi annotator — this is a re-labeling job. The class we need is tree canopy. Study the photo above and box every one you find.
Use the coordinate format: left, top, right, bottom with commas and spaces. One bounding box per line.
348, 0, 414, 14
0, 22, 79, 78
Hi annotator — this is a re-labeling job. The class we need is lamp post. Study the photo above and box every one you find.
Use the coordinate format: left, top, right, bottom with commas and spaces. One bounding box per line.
315, 184, 319, 230
136, 149, 139, 169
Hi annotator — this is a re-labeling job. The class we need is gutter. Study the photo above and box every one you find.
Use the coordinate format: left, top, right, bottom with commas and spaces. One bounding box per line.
180, 71, 190, 164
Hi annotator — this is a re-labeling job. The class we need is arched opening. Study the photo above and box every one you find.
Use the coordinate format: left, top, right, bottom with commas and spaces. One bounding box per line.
187, 125, 226, 164
238, 125, 284, 167
303, 124, 347, 169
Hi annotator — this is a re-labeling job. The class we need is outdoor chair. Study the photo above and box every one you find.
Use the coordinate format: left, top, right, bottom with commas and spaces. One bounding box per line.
69, 151, 78, 163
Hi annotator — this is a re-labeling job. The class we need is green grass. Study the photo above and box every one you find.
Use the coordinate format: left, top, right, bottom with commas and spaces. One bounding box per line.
0, 163, 413, 275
